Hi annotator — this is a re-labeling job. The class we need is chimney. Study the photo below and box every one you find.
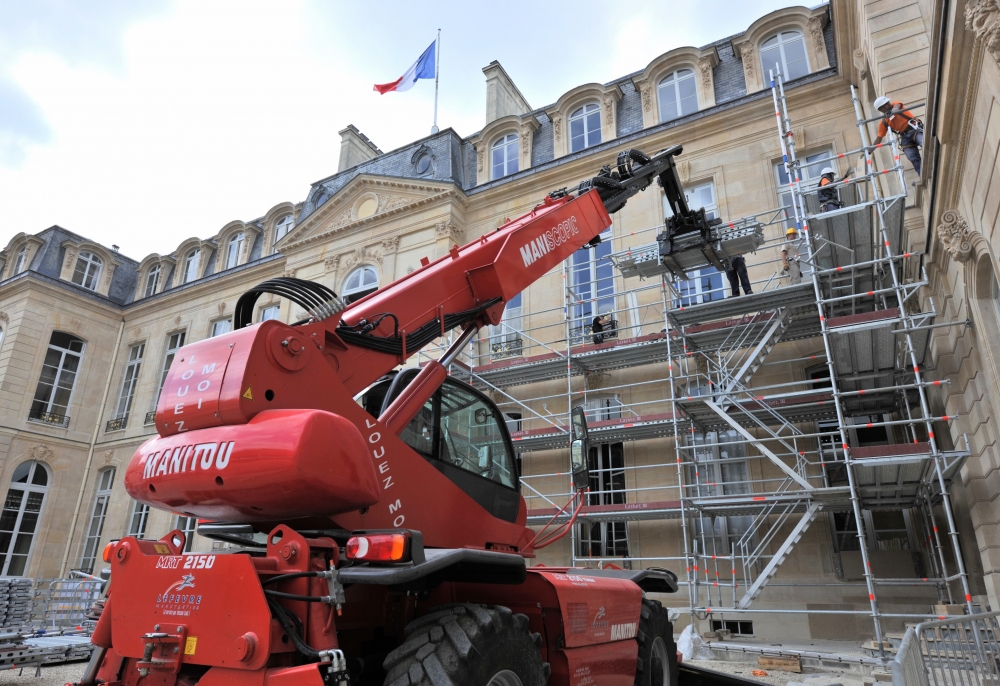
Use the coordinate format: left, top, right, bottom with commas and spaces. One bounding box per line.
338, 125, 383, 172
483, 61, 531, 125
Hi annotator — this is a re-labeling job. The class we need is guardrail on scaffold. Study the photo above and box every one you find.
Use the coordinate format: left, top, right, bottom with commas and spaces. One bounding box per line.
893, 610, 1000, 685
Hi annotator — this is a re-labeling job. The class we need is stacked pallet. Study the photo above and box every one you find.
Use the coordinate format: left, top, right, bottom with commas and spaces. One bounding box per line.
0, 578, 34, 629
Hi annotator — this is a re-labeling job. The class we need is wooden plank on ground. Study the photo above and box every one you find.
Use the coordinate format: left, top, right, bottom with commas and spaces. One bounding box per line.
757, 655, 802, 673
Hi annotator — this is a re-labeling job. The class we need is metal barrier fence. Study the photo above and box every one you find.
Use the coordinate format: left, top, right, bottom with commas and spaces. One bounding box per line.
34, 578, 103, 629
893, 610, 1000, 685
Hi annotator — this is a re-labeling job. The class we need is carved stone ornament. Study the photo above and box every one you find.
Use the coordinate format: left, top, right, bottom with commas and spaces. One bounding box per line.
104, 450, 114, 464
698, 57, 713, 91
327, 211, 351, 232
282, 268, 295, 278
519, 125, 532, 157
0, 311, 8, 326
381, 236, 400, 253
343, 248, 364, 271
379, 195, 411, 214
852, 46, 869, 79
28, 444, 53, 462
174, 315, 182, 325
640, 84, 652, 113
966, 0, 1000, 65
476, 145, 485, 173
63, 250, 76, 271
676, 159, 690, 184
937, 210, 975, 262
435, 222, 464, 244
553, 116, 563, 143
738, 42, 755, 81
603, 94, 616, 128
217, 302, 226, 315
808, 16, 825, 54
363, 246, 384, 267
324, 254, 340, 271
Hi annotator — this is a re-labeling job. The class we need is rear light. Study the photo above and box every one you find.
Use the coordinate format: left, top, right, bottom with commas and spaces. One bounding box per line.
102, 542, 114, 562
346, 533, 411, 562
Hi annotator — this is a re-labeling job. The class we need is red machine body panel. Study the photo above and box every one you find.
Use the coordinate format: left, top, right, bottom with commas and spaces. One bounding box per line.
125, 409, 378, 521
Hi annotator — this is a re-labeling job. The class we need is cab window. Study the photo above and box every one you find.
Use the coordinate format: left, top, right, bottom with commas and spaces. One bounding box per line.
438, 382, 517, 488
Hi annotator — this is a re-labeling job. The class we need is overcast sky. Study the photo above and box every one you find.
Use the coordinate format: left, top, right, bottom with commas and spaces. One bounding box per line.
0, 0, 806, 261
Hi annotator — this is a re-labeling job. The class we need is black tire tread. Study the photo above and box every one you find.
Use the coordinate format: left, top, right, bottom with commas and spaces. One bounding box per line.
634, 598, 679, 686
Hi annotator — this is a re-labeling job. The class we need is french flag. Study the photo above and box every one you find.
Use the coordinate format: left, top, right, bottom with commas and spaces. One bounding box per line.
373, 40, 436, 94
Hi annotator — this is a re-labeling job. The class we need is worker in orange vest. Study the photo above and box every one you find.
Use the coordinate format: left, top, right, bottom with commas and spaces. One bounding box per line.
872, 96, 923, 174
818, 166, 851, 213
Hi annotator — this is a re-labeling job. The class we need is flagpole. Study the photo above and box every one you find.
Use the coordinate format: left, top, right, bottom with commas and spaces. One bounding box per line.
431, 28, 440, 134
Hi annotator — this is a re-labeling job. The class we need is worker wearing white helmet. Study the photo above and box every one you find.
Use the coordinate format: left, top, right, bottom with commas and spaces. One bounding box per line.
817, 165, 851, 213
872, 96, 923, 174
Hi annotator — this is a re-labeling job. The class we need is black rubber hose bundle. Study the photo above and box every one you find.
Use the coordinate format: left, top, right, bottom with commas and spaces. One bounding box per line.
234, 277, 340, 329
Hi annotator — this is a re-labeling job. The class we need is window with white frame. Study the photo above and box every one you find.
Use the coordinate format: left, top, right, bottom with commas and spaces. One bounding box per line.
774, 148, 832, 227
29, 331, 85, 425
211, 319, 231, 337
570, 229, 614, 343
72, 251, 102, 290
274, 214, 294, 244
666, 180, 718, 221
260, 305, 280, 322
0, 461, 49, 576
760, 30, 809, 81
569, 103, 601, 153
127, 500, 149, 537
225, 232, 245, 269
143, 264, 160, 298
658, 68, 698, 122
176, 515, 197, 552
489, 292, 523, 360
155, 332, 186, 407
572, 396, 628, 560
491, 134, 519, 179
12, 246, 27, 275
671, 181, 724, 305
183, 249, 199, 283
79, 467, 115, 573
111, 342, 144, 426
342, 266, 379, 304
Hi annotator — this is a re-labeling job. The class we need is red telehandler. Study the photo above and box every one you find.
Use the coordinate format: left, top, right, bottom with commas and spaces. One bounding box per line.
82, 147, 746, 686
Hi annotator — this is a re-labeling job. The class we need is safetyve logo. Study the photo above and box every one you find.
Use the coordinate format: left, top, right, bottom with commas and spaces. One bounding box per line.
519, 216, 579, 267
142, 441, 235, 479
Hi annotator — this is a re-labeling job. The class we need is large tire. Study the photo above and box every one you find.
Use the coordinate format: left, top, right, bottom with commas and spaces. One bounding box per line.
383, 603, 548, 686
634, 599, 679, 686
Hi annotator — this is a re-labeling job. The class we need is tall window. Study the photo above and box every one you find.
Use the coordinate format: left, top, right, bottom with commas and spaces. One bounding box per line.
29, 331, 85, 426
575, 396, 628, 560
72, 251, 102, 290
774, 148, 832, 228
259, 305, 280, 322
342, 266, 379, 304
0, 461, 49, 576
155, 332, 185, 407
688, 430, 753, 558
274, 214, 294, 243
12, 246, 27, 275
569, 103, 601, 153
183, 249, 199, 284
569, 229, 613, 342
491, 134, 519, 179
225, 232, 245, 269
143, 265, 160, 298
658, 69, 698, 122
667, 180, 718, 221
490, 292, 523, 360
79, 468, 115, 574
760, 31, 809, 81
672, 181, 723, 305
211, 319, 231, 337
176, 515, 197, 553
127, 500, 149, 538
110, 343, 144, 429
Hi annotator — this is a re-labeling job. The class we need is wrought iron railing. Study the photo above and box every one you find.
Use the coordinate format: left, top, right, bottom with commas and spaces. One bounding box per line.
27, 409, 68, 427
893, 610, 1000, 685
570, 319, 619, 346
490, 337, 523, 361
105, 416, 128, 432
144, 410, 157, 425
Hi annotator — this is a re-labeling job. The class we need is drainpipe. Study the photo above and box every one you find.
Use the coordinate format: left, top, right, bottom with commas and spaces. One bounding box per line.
59, 317, 126, 577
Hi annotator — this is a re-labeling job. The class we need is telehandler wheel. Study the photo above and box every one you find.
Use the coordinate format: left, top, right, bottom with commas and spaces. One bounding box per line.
634, 598, 679, 686
383, 603, 548, 686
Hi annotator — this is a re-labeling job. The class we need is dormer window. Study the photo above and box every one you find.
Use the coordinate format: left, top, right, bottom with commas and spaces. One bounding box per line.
12, 246, 27, 275
72, 251, 102, 290
144, 264, 160, 298
492, 134, 519, 180
760, 31, 809, 81
658, 69, 697, 123
183, 249, 199, 284
569, 103, 601, 153
226, 232, 245, 269
274, 214, 294, 244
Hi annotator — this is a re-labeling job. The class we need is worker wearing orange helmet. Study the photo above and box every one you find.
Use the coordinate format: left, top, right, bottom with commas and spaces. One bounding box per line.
872, 96, 923, 174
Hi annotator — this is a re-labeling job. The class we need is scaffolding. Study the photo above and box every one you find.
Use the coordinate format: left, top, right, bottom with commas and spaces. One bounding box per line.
431, 72, 971, 655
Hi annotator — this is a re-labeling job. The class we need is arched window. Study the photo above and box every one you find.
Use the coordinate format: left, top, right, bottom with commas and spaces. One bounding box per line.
226, 232, 245, 269
658, 69, 698, 122
12, 246, 28, 275
29, 331, 85, 426
183, 249, 199, 284
143, 264, 160, 298
72, 251, 102, 290
79, 467, 115, 573
0, 460, 50, 576
342, 266, 379, 304
760, 30, 809, 81
274, 214, 294, 244
569, 103, 601, 153
491, 134, 519, 179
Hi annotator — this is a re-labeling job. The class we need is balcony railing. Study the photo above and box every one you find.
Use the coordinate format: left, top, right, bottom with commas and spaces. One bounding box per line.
28, 409, 69, 427
490, 337, 523, 361
570, 319, 619, 346
144, 411, 157, 426
105, 416, 128, 433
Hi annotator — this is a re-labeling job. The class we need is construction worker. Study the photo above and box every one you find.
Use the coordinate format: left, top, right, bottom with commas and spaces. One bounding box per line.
726, 254, 752, 297
818, 167, 851, 213
781, 227, 804, 285
591, 313, 612, 344
872, 96, 923, 174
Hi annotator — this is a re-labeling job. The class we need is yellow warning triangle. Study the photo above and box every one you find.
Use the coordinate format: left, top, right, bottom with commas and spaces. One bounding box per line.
242, 386, 253, 401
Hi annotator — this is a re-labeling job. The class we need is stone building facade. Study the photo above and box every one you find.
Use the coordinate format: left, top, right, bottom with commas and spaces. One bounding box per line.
0, 0, 990, 640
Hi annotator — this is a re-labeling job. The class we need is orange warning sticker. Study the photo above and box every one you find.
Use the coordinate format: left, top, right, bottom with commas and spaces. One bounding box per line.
242, 386, 253, 401
153, 544, 171, 554
185, 637, 197, 655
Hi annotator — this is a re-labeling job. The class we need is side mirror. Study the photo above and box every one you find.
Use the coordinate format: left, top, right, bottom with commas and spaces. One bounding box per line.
570, 406, 591, 490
